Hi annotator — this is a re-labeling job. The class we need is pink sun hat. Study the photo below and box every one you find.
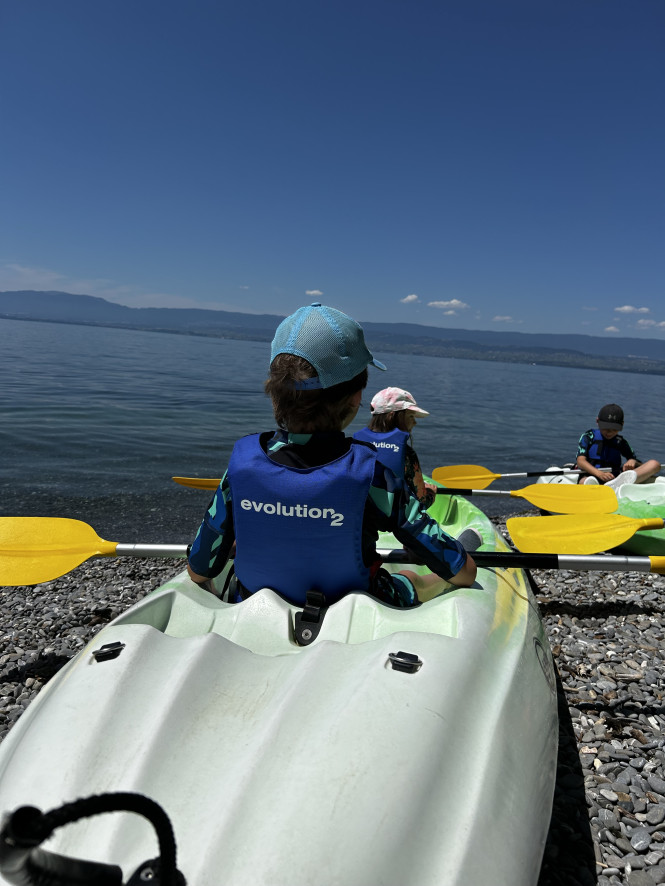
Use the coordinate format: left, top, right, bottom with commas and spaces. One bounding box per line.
369, 387, 429, 416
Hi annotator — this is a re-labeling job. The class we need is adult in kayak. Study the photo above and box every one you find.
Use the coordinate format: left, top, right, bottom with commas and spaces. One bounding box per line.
353, 386, 438, 508
576, 403, 661, 487
187, 303, 476, 606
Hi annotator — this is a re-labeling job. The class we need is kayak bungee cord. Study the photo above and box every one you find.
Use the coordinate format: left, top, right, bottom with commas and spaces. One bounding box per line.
0, 792, 185, 886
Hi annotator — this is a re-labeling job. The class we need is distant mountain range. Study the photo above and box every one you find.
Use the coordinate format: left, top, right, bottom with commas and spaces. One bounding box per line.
3, 289, 665, 376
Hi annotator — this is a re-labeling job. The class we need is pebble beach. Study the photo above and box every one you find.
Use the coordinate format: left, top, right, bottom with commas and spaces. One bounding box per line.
2, 520, 665, 886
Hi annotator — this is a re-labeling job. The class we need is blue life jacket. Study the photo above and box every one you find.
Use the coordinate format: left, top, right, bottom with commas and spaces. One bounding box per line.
352, 428, 409, 477
586, 429, 622, 476
227, 434, 376, 605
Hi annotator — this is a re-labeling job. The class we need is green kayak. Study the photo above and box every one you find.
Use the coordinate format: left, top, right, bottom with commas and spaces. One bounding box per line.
615, 480, 665, 555
538, 467, 665, 555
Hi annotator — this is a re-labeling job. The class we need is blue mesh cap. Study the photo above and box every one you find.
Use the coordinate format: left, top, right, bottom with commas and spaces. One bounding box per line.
270, 303, 387, 390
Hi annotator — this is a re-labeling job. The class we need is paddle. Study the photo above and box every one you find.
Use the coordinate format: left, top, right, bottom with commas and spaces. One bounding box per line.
172, 476, 220, 489
380, 549, 665, 575
0, 517, 187, 586
432, 464, 585, 490
171, 477, 617, 515
2, 516, 665, 586
506, 513, 665, 555
438, 484, 616, 514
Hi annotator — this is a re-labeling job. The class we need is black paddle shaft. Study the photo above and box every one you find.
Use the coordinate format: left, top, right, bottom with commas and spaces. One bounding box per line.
381, 549, 659, 573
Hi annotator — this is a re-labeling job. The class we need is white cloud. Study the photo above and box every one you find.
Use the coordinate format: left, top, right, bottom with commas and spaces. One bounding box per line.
305, 289, 323, 297
492, 315, 513, 323
637, 318, 665, 329
0, 262, 91, 292
614, 305, 650, 314
604, 326, 620, 333
401, 293, 419, 304
0, 262, 135, 301
0, 262, 252, 312
427, 299, 470, 313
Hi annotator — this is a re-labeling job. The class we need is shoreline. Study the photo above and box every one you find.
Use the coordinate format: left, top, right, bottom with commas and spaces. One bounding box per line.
4, 312, 665, 378
2, 526, 665, 885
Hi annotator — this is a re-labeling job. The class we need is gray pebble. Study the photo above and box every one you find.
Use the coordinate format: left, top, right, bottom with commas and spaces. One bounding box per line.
630, 828, 652, 852
649, 776, 665, 795
600, 809, 620, 830
648, 808, 665, 826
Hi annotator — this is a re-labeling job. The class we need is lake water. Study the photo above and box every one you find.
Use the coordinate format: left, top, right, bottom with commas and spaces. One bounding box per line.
2, 317, 664, 543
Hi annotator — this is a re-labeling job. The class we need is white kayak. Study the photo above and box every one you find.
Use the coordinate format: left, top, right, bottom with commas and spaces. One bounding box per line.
0, 494, 557, 886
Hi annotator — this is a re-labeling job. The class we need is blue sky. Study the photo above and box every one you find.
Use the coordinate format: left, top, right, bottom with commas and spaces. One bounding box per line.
1, 0, 663, 336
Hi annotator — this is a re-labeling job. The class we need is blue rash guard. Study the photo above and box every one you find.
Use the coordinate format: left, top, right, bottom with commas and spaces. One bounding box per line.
577, 429, 638, 477
188, 429, 467, 607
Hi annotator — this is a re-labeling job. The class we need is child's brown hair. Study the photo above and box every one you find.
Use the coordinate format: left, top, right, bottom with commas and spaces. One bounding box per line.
367, 411, 412, 434
265, 354, 367, 432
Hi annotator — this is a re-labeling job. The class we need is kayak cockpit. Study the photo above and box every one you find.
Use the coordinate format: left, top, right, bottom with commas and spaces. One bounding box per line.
111, 580, 464, 653
105, 558, 532, 658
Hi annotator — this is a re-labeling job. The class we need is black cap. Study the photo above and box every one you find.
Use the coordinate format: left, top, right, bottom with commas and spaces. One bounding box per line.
597, 403, 624, 430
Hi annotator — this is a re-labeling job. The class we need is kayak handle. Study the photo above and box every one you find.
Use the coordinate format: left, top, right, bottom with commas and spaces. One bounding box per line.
0, 793, 185, 886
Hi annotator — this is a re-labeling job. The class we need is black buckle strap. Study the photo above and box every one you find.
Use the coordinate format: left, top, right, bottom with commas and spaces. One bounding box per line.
293, 591, 328, 646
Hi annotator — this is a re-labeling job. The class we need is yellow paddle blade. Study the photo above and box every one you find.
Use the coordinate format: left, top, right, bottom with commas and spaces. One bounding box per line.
0, 517, 117, 586
511, 483, 617, 514
507, 514, 665, 555
172, 476, 220, 490
432, 464, 583, 489
432, 465, 499, 489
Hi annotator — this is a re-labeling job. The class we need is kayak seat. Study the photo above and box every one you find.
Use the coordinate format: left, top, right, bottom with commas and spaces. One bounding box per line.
456, 528, 482, 553
111, 578, 472, 654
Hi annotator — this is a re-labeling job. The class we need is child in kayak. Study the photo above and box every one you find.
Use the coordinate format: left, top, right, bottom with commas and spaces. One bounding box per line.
187, 303, 476, 607
576, 403, 661, 487
353, 387, 438, 508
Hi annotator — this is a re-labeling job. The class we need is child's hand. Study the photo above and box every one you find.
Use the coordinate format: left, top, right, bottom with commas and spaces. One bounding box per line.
596, 470, 615, 483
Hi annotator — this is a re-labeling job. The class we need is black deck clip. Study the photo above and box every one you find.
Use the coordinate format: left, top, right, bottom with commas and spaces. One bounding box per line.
388, 650, 423, 674
294, 591, 328, 647
92, 641, 126, 663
